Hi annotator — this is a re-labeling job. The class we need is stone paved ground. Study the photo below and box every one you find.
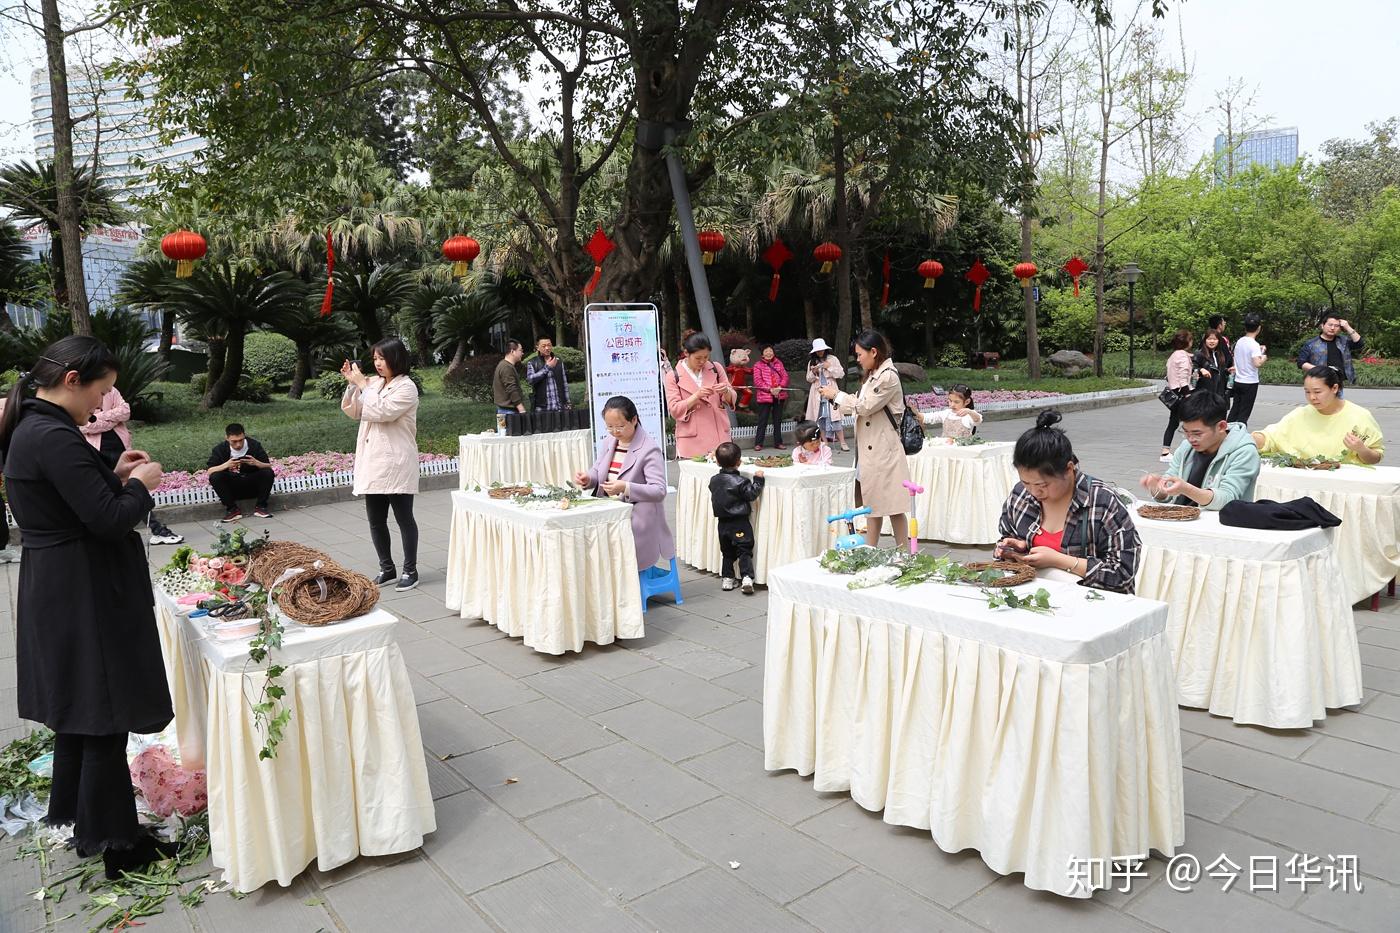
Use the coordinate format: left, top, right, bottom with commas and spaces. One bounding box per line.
3, 385, 1399, 932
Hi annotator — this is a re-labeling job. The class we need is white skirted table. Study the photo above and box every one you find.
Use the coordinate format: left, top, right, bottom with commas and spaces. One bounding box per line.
153, 592, 435, 893
458, 429, 595, 489
905, 440, 1017, 544
764, 559, 1184, 898
445, 490, 643, 653
1255, 463, 1400, 606
1134, 509, 1362, 727
675, 459, 855, 584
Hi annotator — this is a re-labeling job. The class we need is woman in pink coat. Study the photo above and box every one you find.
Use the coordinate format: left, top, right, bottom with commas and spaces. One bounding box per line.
750, 344, 789, 450
575, 396, 675, 570
665, 332, 736, 459
81, 387, 133, 462
341, 337, 421, 591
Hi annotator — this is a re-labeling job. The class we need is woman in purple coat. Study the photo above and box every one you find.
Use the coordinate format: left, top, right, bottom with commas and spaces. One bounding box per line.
574, 396, 675, 570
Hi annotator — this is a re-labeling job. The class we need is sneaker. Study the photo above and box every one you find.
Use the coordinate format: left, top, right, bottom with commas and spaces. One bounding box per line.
372, 569, 397, 586
0, 547, 19, 563
149, 524, 185, 545
775, 444, 786, 450
721, 578, 736, 592
1158, 452, 1172, 463
753, 445, 764, 452
253, 506, 273, 519
219, 508, 243, 524
395, 571, 419, 592
741, 576, 755, 595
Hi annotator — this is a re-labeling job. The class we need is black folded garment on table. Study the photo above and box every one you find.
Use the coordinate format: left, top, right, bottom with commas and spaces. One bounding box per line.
1219, 496, 1342, 531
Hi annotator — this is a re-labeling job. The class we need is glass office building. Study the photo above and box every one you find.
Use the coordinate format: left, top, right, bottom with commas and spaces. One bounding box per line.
1213, 126, 1300, 180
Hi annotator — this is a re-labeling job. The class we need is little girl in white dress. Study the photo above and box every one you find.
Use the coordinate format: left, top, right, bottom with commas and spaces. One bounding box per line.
920, 384, 983, 439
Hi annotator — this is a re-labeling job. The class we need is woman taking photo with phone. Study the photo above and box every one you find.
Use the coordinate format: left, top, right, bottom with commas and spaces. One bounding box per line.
341, 337, 422, 591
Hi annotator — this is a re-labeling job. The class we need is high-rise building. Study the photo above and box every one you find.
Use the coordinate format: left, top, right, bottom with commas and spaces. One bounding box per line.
1213, 126, 1300, 180
30, 66, 205, 207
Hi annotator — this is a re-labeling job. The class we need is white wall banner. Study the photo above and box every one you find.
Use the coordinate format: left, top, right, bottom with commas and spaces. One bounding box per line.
583, 303, 665, 460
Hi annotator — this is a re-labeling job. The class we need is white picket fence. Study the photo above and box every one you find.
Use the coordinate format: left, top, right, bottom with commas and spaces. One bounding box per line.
150, 457, 461, 508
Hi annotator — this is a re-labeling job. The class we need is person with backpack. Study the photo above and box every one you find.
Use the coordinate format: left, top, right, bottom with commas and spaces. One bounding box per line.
817, 329, 912, 547
664, 331, 736, 459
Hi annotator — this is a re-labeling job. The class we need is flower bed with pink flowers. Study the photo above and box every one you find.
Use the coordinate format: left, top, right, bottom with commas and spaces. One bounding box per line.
904, 389, 1063, 410
154, 451, 452, 496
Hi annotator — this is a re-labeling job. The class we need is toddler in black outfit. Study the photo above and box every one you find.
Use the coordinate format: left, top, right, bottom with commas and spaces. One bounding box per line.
708, 442, 764, 594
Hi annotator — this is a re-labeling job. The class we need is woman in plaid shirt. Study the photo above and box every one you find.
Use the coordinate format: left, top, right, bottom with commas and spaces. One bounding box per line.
993, 411, 1141, 594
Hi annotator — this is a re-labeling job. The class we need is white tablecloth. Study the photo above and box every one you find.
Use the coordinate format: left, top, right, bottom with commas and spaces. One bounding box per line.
764, 559, 1183, 898
154, 592, 435, 892
1134, 510, 1362, 727
458, 429, 595, 489
444, 490, 643, 653
1255, 463, 1400, 605
905, 441, 1017, 544
675, 460, 855, 584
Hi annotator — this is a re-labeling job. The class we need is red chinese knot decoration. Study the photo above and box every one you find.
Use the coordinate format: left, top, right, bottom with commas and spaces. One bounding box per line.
761, 239, 793, 301
965, 259, 990, 312
583, 225, 616, 297
880, 251, 892, 308
442, 235, 480, 278
161, 230, 206, 278
917, 259, 944, 289
320, 227, 335, 317
1013, 262, 1038, 289
697, 230, 726, 265
1063, 256, 1089, 296
813, 241, 842, 274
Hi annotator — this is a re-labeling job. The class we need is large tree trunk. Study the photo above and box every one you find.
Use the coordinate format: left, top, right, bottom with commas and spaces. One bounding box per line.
40, 0, 91, 336
204, 323, 245, 408
676, 270, 696, 332
803, 297, 818, 341
832, 122, 854, 361
159, 310, 175, 362
289, 344, 312, 399
661, 265, 680, 353
1093, 127, 1109, 378
445, 338, 469, 381
1020, 214, 1041, 379
204, 335, 226, 395
855, 261, 873, 333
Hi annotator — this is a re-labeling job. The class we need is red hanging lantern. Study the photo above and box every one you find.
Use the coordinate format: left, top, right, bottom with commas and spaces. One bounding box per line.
320, 227, 335, 317
1063, 255, 1089, 297
880, 251, 891, 308
917, 259, 944, 289
583, 225, 616, 297
697, 230, 726, 265
442, 235, 480, 277
761, 239, 793, 302
1013, 262, 1038, 289
160, 230, 206, 278
965, 259, 990, 312
813, 241, 842, 274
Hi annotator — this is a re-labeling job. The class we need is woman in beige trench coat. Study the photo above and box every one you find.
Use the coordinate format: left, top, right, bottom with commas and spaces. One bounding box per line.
341, 337, 421, 591
818, 330, 911, 546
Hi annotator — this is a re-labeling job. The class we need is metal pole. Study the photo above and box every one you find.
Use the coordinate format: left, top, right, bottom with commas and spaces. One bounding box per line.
1128, 280, 1136, 379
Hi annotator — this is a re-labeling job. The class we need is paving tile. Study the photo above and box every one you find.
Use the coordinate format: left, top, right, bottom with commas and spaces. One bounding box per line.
0, 846, 43, 933
1227, 793, 1400, 885
432, 663, 541, 714
1361, 664, 1400, 696
1357, 626, 1400, 650
1184, 739, 1387, 820
322, 855, 494, 932
796, 800, 998, 909
570, 643, 659, 679
657, 645, 751, 680
1183, 769, 1254, 823
1298, 875, 1400, 933
684, 743, 844, 824
420, 616, 510, 648
1299, 735, 1400, 788
469, 636, 573, 678
447, 740, 593, 818
407, 670, 447, 705
714, 632, 769, 664
1176, 708, 1320, 759
630, 868, 812, 933
793, 869, 988, 933
1360, 643, 1400, 671
1373, 795, 1400, 833
414, 697, 511, 759
425, 753, 472, 800
647, 609, 764, 646
386, 591, 460, 624
672, 594, 768, 625
49, 905, 194, 933
659, 797, 853, 905
471, 862, 647, 933
396, 634, 480, 677
1124, 867, 1336, 933
594, 700, 732, 762
712, 663, 765, 701
614, 666, 741, 718
186, 875, 335, 932
958, 873, 1162, 930
1362, 692, 1400, 723
1314, 709, 1400, 754
420, 790, 556, 894
525, 796, 701, 900
311, 850, 420, 888
525, 667, 640, 715
1172, 815, 1305, 909
563, 743, 720, 820
487, 697, 620, 760
699, 699, 765, 749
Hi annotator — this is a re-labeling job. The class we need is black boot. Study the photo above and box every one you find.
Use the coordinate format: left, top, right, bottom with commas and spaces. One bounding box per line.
102, 832, 181, 880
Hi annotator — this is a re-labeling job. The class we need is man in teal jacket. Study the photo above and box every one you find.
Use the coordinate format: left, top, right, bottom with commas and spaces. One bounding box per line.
1140, 391, 1260, 508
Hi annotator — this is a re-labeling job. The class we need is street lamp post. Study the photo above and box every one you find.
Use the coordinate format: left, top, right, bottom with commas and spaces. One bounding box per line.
1121, 262, 1142, 379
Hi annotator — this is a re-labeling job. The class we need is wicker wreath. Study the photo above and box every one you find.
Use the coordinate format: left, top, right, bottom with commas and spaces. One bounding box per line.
274, 566, 380, 626
247, 541, 339, 588
488, 485, 534, 499
1137, 504, 1201, 521
1302, 460, 1342, 471
750, 456, 793, 468
963, 560, 1037, 587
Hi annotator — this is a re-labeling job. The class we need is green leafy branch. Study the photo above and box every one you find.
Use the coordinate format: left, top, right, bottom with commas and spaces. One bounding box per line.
982, 587, 1055, 614
243, 588, 290, 760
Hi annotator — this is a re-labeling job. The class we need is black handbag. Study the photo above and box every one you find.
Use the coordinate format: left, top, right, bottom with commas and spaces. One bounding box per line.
1157, 386, 1188, 409
884, 405, 925, 454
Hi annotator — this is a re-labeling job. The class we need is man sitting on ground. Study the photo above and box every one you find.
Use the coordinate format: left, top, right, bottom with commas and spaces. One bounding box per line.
1139, 391, 1260, 509
208, 423, 276, 522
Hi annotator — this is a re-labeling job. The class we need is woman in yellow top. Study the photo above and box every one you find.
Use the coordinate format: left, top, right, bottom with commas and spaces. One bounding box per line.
1251, 367, 1384, 465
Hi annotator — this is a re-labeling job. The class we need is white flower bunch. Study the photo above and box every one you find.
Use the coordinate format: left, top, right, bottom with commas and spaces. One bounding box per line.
158, 568, 204, 597
847, 565, 902, 590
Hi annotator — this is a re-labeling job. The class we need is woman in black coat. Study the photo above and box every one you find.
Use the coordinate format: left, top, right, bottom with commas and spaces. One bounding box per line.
0, 336, 172, 878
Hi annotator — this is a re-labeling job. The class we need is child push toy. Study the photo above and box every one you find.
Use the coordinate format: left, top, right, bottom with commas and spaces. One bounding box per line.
827, 506, 873, 551
902, 480, 925, 554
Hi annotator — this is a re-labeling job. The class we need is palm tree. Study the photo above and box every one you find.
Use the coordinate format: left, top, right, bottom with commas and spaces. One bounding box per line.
279, 288, 359, 398
116, 258, 179, 360
0, 160, 126, 309
0, 220, 35, 332
400, 277, 459, 368
163, 261, 304, 408
331, 263, 414, 356
431, 272, 510, 380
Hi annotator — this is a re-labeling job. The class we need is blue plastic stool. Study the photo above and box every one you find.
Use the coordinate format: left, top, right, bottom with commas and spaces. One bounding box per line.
639, 558, 684, 612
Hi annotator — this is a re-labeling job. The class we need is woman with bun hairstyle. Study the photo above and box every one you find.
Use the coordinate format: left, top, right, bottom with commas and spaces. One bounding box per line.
0, 335, 176, 879
994, 410, 1142, 594
665, 331, 736, 459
